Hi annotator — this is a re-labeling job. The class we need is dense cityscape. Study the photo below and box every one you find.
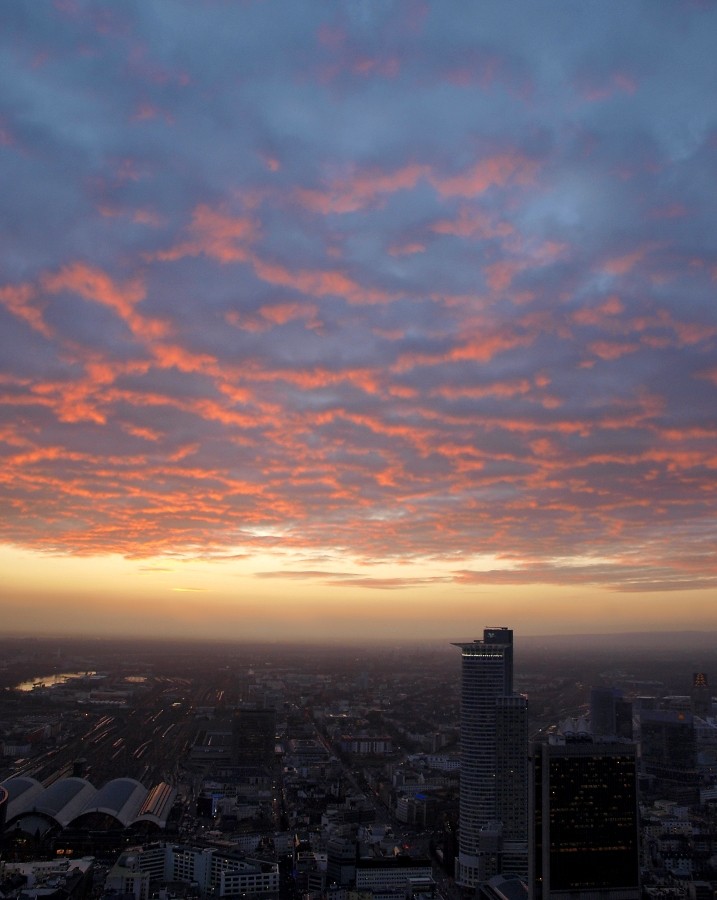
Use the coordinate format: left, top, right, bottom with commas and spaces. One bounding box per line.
2, 3, 717, 900
2, 631, 717, 900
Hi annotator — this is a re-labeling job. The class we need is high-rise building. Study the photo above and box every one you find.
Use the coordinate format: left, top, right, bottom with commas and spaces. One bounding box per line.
691, 672, 712, 717
495, 694, 529, 875
590, 686, 633, 740
529, 738, 640, 900
639, 708, 699, 804
232, 707, 276, 767
454, 627, 528, 888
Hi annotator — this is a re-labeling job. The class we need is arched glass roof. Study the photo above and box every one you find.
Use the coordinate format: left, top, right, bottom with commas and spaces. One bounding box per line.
1, 776, 175, 830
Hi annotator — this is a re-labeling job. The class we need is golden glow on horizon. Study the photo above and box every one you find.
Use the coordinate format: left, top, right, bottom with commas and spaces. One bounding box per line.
1, 543, 715, 643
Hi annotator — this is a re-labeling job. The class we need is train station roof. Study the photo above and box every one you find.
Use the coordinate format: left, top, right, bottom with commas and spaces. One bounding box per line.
1, 776, 176, 831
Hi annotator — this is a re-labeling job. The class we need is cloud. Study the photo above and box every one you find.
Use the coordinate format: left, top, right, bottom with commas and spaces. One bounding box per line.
455, 560, 717, 593
256, 569, 452, 590
430, 152, 538, 198
255, 569, 356, 580
150, 204, 259, 264
0, 283, 51, 338
0, 0, 716, 610
295, 163, 427, 214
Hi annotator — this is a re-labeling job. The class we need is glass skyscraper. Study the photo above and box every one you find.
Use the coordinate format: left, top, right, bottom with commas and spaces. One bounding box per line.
454, 627, 528, 888
530, 739, 640, 900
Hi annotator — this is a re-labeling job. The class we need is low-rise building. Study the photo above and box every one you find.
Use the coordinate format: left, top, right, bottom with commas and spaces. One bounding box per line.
115, 843, 279, 898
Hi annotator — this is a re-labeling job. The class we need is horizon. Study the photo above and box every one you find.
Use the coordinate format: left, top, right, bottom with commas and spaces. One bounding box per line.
2, 627, 716, 650
1, 2, 716, 643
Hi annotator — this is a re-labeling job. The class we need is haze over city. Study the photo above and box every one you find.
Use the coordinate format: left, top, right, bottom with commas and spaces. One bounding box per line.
1, 1, 716, 643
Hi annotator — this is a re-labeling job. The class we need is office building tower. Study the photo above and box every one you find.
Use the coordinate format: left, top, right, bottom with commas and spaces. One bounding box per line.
591, 686, 633, 740
232, 707, 276, 767
691, 673, 712, 717
495, 695, 529, 876
640, 708, 699, 804
454, 627, 528, 888
529, 738, 640, 900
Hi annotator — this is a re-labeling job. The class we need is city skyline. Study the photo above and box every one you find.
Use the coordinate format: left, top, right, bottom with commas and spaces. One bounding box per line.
1, 2, 717, 642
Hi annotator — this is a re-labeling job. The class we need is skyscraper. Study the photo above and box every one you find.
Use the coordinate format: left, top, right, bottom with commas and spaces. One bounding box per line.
590, 686, 633, 740
529, 737, 640, 900
232, 706, 276, 767
495, 694, 529, 876
691, 672, 712, 717
454, 627, 528, 888
639, 708, 699, 804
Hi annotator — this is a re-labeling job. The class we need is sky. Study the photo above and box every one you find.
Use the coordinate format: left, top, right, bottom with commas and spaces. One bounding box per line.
1, 0, 716, 645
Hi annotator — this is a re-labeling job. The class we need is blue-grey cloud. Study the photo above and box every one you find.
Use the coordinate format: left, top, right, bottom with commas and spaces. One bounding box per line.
0, 0, 716, 594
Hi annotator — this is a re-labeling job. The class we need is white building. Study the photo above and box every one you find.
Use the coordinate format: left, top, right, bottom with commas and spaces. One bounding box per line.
117, 843, 279, 898
354, 858, 433, 892
453, 627, 528, 888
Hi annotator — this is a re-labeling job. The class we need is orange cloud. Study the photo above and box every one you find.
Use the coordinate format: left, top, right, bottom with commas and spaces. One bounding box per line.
573, 295, 624, 326
395, 321, 536, 374
152, 343, 217, 374
133, 208, 164, 226
151, 204, 258, 263
42, 262, 145, 319
431, 206, 514, 239
40, 262, 169, 342
295, 163, 427, 214
484, 260, 524, 292
624, 308, 716, 348
293, 153, 537, 219
22, 356, 157, 426
602, 245, 652, 276
261, 154, 281, 172
431, 152, 538, 197
431, 379, 532, 400
31, 379, 107, 424
0, 282, 52, 338
258, 301, 320, 325
99, 204, 163, 225
122, 423, 162, 442
388, 241, 426, 257
252, 258, 395, 305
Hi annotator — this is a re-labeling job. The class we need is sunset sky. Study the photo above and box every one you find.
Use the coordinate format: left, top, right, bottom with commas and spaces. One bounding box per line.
1, 1, 716, 644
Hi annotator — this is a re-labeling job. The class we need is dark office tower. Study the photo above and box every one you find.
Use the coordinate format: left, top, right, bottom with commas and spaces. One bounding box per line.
691, 673, 712, 717
529, 739, 640, 900
454, 627, 527, 888
640, 709, 699, 804
591, 687, 633, 740
615, 696, 634, 740
232, 707, 276, 766
495, 695, 529, 878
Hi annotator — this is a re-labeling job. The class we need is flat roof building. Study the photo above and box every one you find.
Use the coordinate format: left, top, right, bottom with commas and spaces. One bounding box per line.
530, 738, 639, 900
